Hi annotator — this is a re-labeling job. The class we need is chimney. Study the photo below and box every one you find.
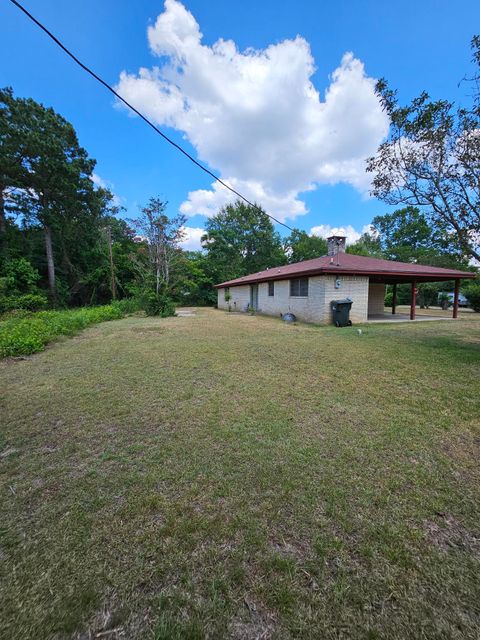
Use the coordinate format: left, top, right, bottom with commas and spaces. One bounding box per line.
327, 235, 346, 257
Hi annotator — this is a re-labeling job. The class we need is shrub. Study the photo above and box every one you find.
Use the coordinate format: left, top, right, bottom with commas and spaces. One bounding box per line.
0, 258, 47, 314
1, 258, 41, 294
438, 293, 451, 311
111, 298, 142, 315
384, 292, 393, 307
0, 304, 124, 358
0, 293, 48, 314
418, 283, 439, 309
464, 282, 480, 312
140, 290, 176, 317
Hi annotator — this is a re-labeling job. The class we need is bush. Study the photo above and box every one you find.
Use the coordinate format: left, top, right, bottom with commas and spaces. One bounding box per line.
0, 258, 47, 314
140, 290, 176, 317
464, 282, 480, 312
111, 298, 142, 315
0, 304, 124, 358
438, 293, 451, 311
384, 292, 393, 307
1, 258, 41, 294
0, 293, 48, 314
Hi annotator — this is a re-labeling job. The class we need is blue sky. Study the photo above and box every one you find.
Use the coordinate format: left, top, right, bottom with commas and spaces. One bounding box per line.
1, 0, 479, 249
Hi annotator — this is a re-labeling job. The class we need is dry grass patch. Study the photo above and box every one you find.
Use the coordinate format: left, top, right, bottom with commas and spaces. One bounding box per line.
1, 308, 480, 639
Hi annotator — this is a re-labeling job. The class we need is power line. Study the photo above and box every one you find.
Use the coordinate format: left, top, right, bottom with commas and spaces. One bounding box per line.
9, 0, 295, 233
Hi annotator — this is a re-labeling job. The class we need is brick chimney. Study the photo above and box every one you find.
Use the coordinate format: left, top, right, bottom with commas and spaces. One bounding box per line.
327, 235, 346, 257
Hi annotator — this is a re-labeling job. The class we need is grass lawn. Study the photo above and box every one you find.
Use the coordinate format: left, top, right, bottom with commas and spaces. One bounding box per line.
1, 308, 479, 639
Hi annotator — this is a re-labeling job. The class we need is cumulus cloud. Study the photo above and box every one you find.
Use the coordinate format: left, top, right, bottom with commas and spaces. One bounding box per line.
310, 224, 373, 245
180, 226, 205, 251
116, 0, 389, 221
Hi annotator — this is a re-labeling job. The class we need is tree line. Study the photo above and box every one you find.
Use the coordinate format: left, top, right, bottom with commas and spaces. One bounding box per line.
1, 34, 479, 315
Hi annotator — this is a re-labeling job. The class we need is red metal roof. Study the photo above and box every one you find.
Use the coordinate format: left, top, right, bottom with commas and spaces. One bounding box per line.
215, 253, 476, 287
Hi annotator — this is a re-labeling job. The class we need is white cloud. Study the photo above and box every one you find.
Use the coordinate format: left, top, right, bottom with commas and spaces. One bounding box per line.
310, 224, 373, 245
91, 172, 108, 189
116, 0, 389, 221
180, 226, 205, 251
91, 173, 122, 207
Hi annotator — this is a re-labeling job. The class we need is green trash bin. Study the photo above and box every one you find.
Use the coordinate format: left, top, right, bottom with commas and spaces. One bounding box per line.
331, 298, 353, 327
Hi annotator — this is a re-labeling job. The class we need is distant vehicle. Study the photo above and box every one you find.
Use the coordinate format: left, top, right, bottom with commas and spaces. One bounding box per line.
437, 292, 469, 307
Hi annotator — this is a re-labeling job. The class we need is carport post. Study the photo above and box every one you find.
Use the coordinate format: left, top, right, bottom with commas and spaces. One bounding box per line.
392, 283, 397, 315
410, 281, 417, 320
453, 279, 460, 319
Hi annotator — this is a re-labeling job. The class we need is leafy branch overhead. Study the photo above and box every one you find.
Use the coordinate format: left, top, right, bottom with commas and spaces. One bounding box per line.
367, 36, 480, 262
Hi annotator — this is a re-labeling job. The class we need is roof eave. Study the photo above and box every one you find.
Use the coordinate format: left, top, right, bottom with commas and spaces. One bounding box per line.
215, 267, 476, 288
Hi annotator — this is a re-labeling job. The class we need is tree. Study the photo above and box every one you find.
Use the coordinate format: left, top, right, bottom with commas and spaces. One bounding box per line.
464, 280, 480, 311
2, 89, 98, 304
202, 200, 286, 283
284, 229, 327, 263
0, 88, 28, 261
367, 37, 480, 262
168, 250, 216, 305
370, 206, 469, 267
130, 198, 186, 294
346, 232, 383, 257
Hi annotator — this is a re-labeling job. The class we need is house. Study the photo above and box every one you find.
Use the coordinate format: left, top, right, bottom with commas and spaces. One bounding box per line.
215, 235, 475, 323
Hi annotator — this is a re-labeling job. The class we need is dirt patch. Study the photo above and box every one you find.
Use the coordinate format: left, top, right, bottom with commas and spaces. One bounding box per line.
176, 310, 196, 317
74, 595, 130, 640
228, 601, 275, 640
270, 537, 311, 562
424, 514, 480, 556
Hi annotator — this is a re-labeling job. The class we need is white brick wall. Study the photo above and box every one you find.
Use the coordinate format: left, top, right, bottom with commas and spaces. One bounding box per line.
218, 274, 371, 324
217, 284, 251, 312
323, 275, 368, 323
367, 283, 386, 316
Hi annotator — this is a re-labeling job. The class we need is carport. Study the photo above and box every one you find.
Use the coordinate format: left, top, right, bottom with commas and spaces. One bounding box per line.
368, 266, 471, 321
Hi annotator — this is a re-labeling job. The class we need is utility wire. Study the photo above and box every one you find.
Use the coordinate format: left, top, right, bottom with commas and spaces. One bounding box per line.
9, 0, 295, 232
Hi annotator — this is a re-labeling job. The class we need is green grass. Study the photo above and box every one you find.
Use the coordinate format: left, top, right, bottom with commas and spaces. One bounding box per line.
1, 308, 479, 639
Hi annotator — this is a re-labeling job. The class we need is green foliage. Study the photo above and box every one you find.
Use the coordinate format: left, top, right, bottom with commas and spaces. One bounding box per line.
202, 200, 286, 284
139, 289, 176, 317
384, 292, 393, 307
464, 282, 480, 312
0, 293, 47, 314
0, 305, 123, 358
367, 39, 480, 262
438, 292, 451, 310
418, 283, 440, 309
111, 298, 142, 315
1, 257, 41, 293
284, 229, 327, 262
371, 207, 469, 267
346, 233, 383, 257
168, 250, 216, 306
0, 257, 47, 313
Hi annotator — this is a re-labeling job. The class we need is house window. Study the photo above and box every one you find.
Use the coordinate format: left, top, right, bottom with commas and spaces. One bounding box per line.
224, 287, 230, 300
268, 281, 274, 297
290, 277, 309, 297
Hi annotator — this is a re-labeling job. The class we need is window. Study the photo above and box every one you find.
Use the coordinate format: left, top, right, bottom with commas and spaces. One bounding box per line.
224, 287, 230, 300
290, 277, 309, 297
268, 281, 275, 297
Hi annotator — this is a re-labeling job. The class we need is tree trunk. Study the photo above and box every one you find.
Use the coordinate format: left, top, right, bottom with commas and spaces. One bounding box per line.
0, 187, 6, 259
105, 226, 116, 300
44, 224, 56, 305
162, 243, 169, 285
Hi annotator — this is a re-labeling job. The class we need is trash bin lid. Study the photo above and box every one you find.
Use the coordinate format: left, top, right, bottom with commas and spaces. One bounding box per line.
331, 298, 353, 306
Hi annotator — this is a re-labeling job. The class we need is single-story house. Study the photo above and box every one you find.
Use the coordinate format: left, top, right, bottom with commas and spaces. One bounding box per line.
215, 235, 476, 324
